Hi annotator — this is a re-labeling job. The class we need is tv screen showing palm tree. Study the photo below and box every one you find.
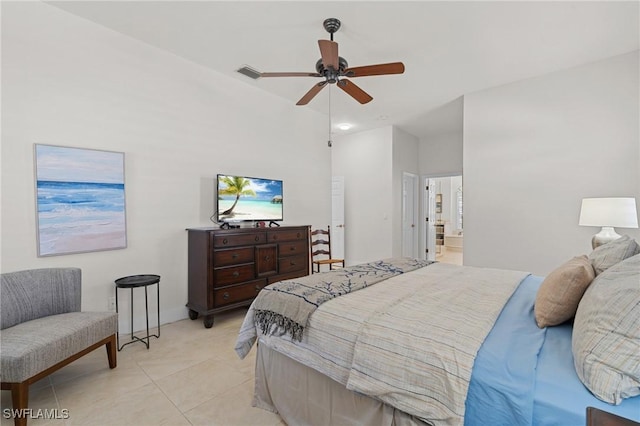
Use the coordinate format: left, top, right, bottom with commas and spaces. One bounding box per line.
216, 174, 283, 222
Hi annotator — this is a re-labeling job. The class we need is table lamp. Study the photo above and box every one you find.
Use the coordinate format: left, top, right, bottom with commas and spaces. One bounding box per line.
579, 197, 638, 249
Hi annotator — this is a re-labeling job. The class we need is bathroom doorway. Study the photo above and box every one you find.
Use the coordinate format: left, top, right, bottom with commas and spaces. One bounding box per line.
423, 175, 463, 265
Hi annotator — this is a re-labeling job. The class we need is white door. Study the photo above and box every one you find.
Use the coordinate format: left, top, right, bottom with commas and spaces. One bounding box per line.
425, 178, 437, 261
331, 176, 345, 261
402, 173, 419, 258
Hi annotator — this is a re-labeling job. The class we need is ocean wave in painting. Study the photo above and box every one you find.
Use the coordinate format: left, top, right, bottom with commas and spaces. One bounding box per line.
37, 180, 126, 256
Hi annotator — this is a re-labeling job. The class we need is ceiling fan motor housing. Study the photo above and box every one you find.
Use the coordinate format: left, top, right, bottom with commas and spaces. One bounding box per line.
315, 57, 348, 83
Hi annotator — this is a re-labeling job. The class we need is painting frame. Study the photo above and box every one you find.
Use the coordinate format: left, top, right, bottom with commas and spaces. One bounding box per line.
34, 144, 127, 257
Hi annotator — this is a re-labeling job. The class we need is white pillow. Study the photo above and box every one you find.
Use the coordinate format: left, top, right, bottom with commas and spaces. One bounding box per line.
587, 235, 640, 276
572, 253, 640, 404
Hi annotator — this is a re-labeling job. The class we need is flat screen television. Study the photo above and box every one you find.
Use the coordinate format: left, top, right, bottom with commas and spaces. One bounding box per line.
216, 174, 283, 224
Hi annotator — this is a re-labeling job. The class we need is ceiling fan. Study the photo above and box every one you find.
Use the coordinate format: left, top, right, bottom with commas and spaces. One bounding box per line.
260, 18, 405, 106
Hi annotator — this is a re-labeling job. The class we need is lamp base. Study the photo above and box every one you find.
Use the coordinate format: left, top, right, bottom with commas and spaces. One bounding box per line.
591, 226, 621, 249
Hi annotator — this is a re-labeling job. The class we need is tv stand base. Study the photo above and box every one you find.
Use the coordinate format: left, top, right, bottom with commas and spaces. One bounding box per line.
219, 222, 240, 229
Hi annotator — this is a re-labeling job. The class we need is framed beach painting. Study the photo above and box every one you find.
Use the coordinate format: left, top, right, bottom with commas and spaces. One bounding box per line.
34, 144, 127, 256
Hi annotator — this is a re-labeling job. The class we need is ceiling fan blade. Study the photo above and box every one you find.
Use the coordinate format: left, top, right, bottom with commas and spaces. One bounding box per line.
260, 72, 322, 78
344, 62, 405, 78
318, 40, 339, 70
337, 79, 373, 104
296, 81, 327, 105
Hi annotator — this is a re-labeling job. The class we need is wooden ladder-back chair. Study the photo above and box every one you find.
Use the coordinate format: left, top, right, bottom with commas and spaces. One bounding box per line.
310, 226, 345, 273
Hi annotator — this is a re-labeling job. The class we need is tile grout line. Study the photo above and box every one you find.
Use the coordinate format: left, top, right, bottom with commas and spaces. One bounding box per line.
133, 346, 196, 425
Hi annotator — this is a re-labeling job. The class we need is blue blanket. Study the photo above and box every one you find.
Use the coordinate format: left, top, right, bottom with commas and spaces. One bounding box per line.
465, 275, 640, 426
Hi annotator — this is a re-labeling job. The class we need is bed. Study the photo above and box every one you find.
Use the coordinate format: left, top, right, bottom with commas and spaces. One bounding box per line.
235, 252, 640, 426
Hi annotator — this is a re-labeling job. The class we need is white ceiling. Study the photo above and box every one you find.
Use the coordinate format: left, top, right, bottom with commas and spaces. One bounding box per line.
48, 1, 639, 139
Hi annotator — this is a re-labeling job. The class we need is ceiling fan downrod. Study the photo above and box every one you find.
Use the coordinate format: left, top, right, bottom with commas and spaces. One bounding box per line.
318, 18, 345, 84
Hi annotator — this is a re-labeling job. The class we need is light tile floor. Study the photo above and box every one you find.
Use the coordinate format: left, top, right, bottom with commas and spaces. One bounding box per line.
436, 248, 463, 265
0, 309, 283, 426
1, 254, 465, 426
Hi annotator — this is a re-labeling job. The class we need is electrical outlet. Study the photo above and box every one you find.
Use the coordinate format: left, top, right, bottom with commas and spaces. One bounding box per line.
108, 297, 116, 312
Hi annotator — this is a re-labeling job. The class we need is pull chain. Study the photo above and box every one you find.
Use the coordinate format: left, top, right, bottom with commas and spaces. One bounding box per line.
328, 86, 333, 147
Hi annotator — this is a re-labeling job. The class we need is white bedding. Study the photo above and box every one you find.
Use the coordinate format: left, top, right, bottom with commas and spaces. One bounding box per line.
236, 262, 528, 426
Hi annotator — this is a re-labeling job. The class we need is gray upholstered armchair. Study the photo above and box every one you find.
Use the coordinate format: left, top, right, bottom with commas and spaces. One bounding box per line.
0, 268, 118, 426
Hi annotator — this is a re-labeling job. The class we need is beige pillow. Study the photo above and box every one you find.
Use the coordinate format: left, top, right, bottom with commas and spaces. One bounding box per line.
534, 255, 595, 328
572, 253, 640, 404
588, 235, 640, 276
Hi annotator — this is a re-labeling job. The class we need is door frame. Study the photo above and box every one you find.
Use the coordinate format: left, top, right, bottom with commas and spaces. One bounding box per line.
421, 173, 463, 261
423, 178, 436, 261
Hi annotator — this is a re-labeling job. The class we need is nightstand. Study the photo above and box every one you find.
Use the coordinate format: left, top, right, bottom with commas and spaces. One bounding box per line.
587, 407, 640, 426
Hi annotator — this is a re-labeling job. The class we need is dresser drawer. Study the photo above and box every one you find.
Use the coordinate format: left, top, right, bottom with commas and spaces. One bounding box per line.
213, 232, 266, 248
278, 254, 307, 274
214, 247, 254, 267
214, 279, 267, 307
214, 264, 255, 287
267, 228, 307, 243
279, 240, 307, 257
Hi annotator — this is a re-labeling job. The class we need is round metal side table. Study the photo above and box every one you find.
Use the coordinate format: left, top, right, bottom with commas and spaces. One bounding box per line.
114, 274, 160, 350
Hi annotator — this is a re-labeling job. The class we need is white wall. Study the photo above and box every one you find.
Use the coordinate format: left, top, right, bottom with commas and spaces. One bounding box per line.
331, 126, 418, 263
392, 127, 420, 257
1, 2, 331, 331
418, 97, 464, 177
464, 51, 639, 275
417, 99, 464, 259
332, 127, 393, 265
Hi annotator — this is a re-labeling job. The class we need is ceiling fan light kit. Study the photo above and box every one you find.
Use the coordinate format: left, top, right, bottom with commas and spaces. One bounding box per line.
258, 17, 405, 105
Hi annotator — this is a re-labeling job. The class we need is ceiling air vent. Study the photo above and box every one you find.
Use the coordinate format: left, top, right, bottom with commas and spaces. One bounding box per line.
236, 65, 262, 80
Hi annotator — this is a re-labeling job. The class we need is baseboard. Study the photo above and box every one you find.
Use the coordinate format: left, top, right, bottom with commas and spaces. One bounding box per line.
117, 306, 189, 335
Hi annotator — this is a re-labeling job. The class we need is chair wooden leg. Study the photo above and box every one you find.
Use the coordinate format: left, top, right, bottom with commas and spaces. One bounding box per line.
10, 382, 28, 426
105, 334, 117, 369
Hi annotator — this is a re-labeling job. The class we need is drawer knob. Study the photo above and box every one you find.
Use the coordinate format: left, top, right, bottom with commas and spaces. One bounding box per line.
264, 256, 270, 261
223, 292, 230, 300
255, 236, 260, 241
232, 271, 240, 277
290, 246, 296, 251
222, 238, 228, 245
290, 261, 296, 266
255, 285, 261, 292
232, 253, 239, 259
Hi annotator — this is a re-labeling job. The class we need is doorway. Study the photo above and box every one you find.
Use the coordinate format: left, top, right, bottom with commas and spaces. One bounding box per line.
423, 175, 463, 265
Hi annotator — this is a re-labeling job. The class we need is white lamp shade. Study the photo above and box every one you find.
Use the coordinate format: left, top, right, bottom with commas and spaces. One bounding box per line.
579, 198, 638, 228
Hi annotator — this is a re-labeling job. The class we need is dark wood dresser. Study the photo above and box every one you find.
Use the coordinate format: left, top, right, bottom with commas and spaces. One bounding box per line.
186, 226, 310, 328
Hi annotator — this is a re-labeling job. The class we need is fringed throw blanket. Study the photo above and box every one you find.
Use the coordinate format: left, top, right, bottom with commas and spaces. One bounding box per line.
253, 257, 433, 341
